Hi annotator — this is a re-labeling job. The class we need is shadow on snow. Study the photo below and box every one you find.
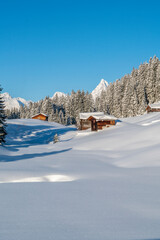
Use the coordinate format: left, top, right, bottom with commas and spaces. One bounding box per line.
4, 123, 77, 152
0, 148, 71, 162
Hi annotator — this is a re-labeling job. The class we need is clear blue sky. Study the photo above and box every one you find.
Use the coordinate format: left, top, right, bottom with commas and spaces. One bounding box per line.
0, 0, 160, 101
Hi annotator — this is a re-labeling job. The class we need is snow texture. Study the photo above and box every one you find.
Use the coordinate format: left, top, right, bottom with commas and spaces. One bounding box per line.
2, 92, 31, 110
52, 91, 67, 99
92, 78, 109, 100
79, 112, 117, 120
31, 113, 48, 118
149, 101, 160, 108
1, 113, 160, 240
79, 112, 105, 119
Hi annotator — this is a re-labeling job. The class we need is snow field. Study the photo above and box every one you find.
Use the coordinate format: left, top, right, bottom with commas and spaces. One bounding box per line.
0, 114, 160, 240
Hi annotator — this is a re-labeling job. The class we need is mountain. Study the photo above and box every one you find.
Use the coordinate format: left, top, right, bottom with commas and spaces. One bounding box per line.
2, 92, 31, 110
51, 91, 67, 99
2, 80, 107, 111
52, 80, 109, 100
92, 79, 109, 99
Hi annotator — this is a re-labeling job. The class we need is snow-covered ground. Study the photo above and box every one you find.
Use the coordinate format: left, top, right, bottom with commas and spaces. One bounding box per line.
0, 114, 160, 240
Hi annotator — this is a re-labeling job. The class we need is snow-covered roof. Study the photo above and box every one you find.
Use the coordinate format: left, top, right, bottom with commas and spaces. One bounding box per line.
32, 113, 48, 118
149, 102, 160, 109
79, 112, 117, 120
79, 112, 105, 120
90, 114, 117, 121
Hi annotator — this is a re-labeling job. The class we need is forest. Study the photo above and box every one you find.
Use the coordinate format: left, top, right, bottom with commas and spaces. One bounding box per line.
6, 56, 160, 125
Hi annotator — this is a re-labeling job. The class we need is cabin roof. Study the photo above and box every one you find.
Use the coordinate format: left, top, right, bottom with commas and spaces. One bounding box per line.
79, 112, 105, 120
88, 114, 117, 121
32, 113, 48, 118
148, 101, 160, 109
79, 112, 117, 121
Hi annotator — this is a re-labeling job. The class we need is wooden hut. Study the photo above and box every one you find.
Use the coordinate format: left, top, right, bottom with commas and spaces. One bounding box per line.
32, 113, 48, 121
79, 112, 117, 131
146, 102, 160, 113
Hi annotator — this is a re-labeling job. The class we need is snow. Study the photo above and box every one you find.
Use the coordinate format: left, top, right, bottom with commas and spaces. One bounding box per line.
92, 114, 117, 120
79, 112, 117, 120
92, 78, 108, 100
79, 112, 105, 119
2, 92, 31, 110
149, 101, 160, 108
52, 91, 67, 99
2, 80, 108, 111
31, 113, 48, 118
1, 113, 160, 239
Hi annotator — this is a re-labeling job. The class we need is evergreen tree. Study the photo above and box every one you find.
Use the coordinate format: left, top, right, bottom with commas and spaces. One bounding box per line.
53, 133, 59, 143
0, 85, 7, 144
13, 56, 160, 122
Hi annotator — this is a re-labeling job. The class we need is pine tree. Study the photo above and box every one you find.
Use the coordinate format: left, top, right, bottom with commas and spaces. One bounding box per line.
53, 133, 59, 143
0, 85, 7, 144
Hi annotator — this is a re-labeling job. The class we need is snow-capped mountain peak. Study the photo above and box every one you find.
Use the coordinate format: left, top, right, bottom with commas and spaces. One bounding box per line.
51, 92, 67, 99
1, 92, 31, 110
92, 79, 109, 99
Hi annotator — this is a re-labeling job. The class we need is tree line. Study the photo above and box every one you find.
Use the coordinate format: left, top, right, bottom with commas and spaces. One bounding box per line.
0, 85, 7, 144
5, 56, 160, 125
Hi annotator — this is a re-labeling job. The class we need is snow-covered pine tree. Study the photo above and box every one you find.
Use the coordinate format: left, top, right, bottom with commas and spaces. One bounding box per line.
48, 109, 54, 122
121, 75, 131, 117
155, 63, 160, 102
0, 85, 7, 144
136, 63, 148, 115
84, 92, 94, 113
145, 57, 158, 104
64, 94, 71, 125
94, 96, 101, 112
53, 133, 59, 143
98, 90, 107, 113
20, 105, 26, 118
106, 83, 114, 115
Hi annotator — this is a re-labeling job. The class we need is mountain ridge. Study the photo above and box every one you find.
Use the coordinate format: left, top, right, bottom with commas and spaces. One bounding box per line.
2, 92, 31, 111
2, 79, 106, 110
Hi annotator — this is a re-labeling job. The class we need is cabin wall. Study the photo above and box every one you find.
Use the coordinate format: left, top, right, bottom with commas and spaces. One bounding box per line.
80, 119, 116, 131
80, 119, 91, 130
97, 120, 115, 129
32, 115, 48, 121
147, 108, 160, 113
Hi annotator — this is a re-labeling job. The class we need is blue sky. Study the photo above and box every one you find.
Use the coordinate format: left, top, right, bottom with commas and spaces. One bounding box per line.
0, 0, 160, 101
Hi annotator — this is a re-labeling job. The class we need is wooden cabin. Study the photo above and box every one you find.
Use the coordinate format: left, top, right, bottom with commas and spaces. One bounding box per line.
146, 102, 160, 113
79, 112, 117, 131
32, 113, 48, 121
